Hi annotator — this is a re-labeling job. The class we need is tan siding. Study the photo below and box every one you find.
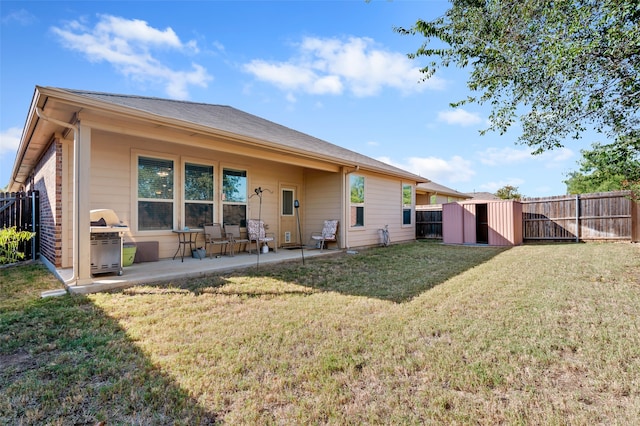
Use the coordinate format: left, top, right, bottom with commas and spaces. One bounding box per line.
91, 135, 132, 218
247, 161, 303, 245
303, 170, 342, 245
416, 193, 467, 206
62, 126, 420, 260
346, 173, 415, 249
85, 130, 308, 258
416, 193, 430, 205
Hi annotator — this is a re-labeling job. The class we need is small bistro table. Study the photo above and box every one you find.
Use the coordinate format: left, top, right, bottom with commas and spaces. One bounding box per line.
172, 228, 203, 262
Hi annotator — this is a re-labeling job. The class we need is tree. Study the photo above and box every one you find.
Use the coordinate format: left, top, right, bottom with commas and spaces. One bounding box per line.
396, 0, 640, 154
565, 135, 640, 195
495, 185, 523, 200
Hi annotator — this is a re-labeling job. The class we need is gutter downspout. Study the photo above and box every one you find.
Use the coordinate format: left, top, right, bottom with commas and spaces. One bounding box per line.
36, 107, 78, 286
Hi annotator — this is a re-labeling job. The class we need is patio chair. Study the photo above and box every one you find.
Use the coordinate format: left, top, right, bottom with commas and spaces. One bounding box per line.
310, 219, 339, 252
247, 219, 277, 254
203, 223, 229, 258
224, 224, 249, 256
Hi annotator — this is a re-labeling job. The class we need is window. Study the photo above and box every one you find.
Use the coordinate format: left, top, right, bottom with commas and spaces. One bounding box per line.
138, 156, 174, 230
184, 162, 213, 228
222, 168, 247, 226
350, 175, 365, 227
403, 184, 413, 225
282, 189, 294, 216
430, 194, 437, 205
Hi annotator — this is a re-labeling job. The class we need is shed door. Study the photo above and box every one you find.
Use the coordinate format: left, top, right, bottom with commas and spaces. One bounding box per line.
476, 203, 489, 244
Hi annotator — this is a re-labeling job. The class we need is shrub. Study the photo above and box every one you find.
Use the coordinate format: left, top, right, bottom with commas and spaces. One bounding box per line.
0, 226, 35, 264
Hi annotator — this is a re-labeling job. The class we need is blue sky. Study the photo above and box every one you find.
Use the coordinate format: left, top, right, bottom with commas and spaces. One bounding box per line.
1, 1, 592, 196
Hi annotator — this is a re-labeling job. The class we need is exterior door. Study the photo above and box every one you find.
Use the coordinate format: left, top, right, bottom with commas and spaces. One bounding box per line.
476, 203, 489, 244
280, 185, 298, 246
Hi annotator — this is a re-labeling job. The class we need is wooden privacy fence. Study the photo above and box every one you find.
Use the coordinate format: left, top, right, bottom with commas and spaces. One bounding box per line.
521, 191, 639, 242
416, 208, 443, 239
0, 191, 40, 260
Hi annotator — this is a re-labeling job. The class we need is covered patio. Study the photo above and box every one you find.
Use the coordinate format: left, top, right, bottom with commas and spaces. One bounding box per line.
46, 247, 337, 295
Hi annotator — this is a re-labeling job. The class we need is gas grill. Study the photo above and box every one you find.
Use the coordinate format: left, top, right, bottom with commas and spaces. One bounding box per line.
90, 209, 130, 276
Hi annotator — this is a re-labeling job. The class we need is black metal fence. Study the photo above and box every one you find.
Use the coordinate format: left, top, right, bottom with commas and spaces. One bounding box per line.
0, 191, 40, 261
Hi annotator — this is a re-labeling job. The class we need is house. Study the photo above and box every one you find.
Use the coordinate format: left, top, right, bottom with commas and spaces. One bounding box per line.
466, 191, 500, 201
8, 86, 429, 286
416, 181, 471, 206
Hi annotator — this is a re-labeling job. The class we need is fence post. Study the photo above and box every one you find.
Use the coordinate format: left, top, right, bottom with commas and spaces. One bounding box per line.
31, 191, 36, 260
575, 194, 580, 243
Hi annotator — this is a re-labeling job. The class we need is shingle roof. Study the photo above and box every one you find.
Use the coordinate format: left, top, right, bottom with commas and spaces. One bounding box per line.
466, 191, 500, 200
417, 181, 470, 198
58, 88, 428, 182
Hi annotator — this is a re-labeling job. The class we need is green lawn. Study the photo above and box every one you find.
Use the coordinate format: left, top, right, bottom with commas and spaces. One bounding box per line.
1, 241, 639, 424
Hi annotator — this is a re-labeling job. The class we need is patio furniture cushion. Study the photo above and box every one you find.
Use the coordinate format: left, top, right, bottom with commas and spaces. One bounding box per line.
133, 241, 159, 263
310, 220, 339, 251
247, 219, 277, 253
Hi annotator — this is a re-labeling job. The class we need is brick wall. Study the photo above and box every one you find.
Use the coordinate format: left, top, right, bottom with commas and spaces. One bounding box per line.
30, 138, 63, 266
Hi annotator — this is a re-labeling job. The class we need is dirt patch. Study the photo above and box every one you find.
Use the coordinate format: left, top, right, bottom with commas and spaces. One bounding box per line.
0, 350, 39, 374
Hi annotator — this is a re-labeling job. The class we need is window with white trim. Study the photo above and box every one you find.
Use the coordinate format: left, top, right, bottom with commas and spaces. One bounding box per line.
350, 175, 365, 227
184, 162, 214, 228
222, 168, 247, 227
402, 184, 413, 225
137, 156, 174, 230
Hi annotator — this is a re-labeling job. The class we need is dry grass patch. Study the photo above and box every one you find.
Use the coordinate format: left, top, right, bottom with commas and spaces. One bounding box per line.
2, 242, 639, 424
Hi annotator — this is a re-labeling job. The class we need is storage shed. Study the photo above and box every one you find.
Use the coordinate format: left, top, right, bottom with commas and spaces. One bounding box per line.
442, 200, 523, 246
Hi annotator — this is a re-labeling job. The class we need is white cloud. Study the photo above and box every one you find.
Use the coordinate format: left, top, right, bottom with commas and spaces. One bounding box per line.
478, 146, 574, 167
95, 15, 183, 48
243, 36, 445, 98
437, 108, 482, 126
51, 14, 212, 99
2, 9, 36, 25
243, 60, 343, 95
0, 127, 22, 156
478, 146, 534, 166
538, 147, 575, 165
211, 40, 225, 52
378, 155, 475, 183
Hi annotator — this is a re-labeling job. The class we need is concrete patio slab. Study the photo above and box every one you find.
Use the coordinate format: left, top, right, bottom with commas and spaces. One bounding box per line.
51, 247, 338, 295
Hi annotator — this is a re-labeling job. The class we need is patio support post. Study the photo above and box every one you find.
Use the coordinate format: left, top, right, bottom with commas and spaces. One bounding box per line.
76, 121, 93, 285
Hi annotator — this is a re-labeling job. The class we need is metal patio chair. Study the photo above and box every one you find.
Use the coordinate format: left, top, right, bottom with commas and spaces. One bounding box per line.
224, 224, 249, 256
203, 223, 230, 258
